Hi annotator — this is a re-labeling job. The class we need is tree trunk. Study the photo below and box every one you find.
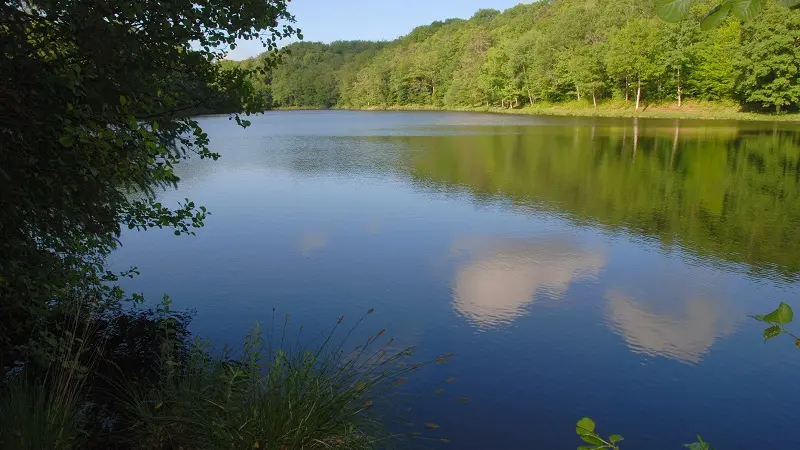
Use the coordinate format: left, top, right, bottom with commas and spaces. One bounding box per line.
514, 96, 519, 108
527, 87, 534, 105
635, 77, 641, 111
677, 67, 682, 107
576, 85, 581, 102
625, 77, 629, 104
592, 90, 597, 109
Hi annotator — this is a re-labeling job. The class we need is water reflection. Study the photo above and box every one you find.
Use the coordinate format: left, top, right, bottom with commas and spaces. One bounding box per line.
299, 230, 328, 256
451, 237, 605, 329
401, 121, 800, 280
606, 292, 738, 364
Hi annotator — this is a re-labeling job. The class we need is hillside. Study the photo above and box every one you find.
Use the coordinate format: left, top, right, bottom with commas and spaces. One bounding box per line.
239, 0, 800, 113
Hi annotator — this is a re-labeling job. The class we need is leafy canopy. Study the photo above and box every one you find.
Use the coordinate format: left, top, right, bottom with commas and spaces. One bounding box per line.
0, 0, 299, 363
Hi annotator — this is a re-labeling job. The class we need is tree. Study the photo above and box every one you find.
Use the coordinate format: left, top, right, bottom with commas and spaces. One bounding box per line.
656, 0, 799, 28
0, 0, 299, 362
606, 18, 665, 110
662, 21, 699, 106
735, 3, 800, 112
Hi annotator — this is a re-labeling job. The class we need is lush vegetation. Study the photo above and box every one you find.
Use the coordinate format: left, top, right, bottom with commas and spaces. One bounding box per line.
239, 0, 800, 114
0, 1, 448, 449
394, 122, 800, 278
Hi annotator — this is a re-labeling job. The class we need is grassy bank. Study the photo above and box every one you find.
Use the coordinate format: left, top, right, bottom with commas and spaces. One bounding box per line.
0, 305, 446, 450
277, 100, 800, 122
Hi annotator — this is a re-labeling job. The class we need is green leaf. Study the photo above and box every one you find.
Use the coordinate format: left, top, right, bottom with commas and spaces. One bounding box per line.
731, 0, 764, 20
763, 325, 782, 341
579, 435, 605, 446
763, 302, 793, 324
119, 95, 128, 106
779, 0, 800, 8
700, 2, 733, 30
656, 0, 693, 22
58, 134, 74, 147
576, 418, 603, 446
576, 418, 596, 434
609, 434, 624, 443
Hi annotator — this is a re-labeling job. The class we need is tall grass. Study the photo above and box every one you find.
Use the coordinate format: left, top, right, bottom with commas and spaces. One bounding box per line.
0, 298, 100, 450
110, 310, 448, 450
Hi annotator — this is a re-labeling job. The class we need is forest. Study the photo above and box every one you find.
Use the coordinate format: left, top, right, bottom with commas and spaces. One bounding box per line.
236, 0, 800, 112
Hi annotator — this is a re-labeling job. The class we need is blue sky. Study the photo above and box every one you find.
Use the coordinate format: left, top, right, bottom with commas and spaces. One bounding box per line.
227, 0, 526, 60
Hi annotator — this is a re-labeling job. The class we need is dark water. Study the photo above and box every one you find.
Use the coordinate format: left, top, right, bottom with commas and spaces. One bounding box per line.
111, 111, 800, 449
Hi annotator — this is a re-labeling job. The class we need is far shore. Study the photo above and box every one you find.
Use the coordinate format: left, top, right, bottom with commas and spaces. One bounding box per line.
273, 101, 800, 123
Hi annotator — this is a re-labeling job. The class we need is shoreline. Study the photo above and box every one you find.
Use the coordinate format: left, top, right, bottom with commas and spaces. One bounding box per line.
273, 102, 800, 123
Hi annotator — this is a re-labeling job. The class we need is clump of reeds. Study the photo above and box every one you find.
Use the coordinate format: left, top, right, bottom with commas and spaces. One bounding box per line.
111, 309, 451, 450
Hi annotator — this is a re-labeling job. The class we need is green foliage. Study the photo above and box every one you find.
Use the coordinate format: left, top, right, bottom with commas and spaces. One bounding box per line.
575, 417, 623, 449
0, 0, 299, 366
240, 0, 800, 114
111, 313, 446, 450
753, 302, 800, 345
576, 418, 713, 449
736, 3, 800, 112
684, 436, 713, 450
0, 380, 83, 450
657, 0, 783, 24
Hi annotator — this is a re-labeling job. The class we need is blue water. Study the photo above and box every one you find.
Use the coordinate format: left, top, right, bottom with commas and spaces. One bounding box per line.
111, 111, 800, 449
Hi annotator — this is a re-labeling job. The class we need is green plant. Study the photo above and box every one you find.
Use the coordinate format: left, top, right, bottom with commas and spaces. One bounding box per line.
0, 299, 100, 450
112, 311, 451, 450
753, 302, 799, 345
656, 0, 800, 29
0, 380, 83, 450
575, 418, 712, 449
575, 418, 623, 450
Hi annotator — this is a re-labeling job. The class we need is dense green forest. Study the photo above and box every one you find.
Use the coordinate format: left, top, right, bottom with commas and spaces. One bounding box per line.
237, 0, 800, 112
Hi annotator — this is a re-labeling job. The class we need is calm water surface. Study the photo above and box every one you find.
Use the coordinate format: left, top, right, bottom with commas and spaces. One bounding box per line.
112, 111, 800, 449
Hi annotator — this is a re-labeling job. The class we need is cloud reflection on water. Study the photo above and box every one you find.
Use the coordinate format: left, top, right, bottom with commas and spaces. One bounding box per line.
606, 291, 738, 364
451, 236, 605, 329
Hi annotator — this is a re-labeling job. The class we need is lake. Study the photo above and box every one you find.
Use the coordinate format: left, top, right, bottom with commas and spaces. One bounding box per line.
111, 111, 800, 449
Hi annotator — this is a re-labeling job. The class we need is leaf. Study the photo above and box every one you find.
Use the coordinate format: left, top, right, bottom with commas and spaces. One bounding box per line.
576, 418, 596, 434
700, 2, 733, 30
763, 302, 793, 324
59, 134, 74, 147
579, 434, 605, 446
656, 0, 693, 22
684, 435, 710, 450
609, 434, 624, 443
576, 418, 603, 446
425, 423, 440, 429
795, 338, 800, 348
779, 0, 800, 8
119, 95, 128, 106
731, 0, 764, 20
763, 325, 782, 341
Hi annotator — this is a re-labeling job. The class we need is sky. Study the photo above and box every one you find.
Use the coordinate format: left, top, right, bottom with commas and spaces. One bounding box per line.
227, 0, 526, 60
